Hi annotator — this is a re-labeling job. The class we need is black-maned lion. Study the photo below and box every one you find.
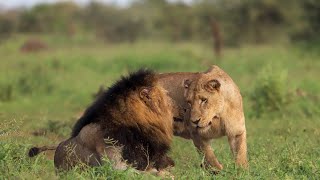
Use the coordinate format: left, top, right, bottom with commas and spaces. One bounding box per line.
29, 69, 174, 173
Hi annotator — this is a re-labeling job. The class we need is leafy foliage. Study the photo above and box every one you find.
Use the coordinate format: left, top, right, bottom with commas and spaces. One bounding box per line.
250, 66, 290, 117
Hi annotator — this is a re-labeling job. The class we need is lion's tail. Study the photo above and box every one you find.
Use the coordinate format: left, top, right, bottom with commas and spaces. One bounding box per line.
28, 145, 57, 157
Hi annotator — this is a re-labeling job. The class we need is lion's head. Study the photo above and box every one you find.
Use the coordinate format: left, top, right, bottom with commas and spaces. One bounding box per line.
183, 67, 224, 133
121, 78, 174, 144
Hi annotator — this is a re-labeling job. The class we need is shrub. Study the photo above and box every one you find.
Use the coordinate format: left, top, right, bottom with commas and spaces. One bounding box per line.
250, 66, 290, 117
0, 65, 54, 102
16, 65, 54, 96
0, 83, 13, 101
46, 120, 71, 137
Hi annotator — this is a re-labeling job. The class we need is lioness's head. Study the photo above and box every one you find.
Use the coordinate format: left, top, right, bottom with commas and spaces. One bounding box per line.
183, 68, 224, 132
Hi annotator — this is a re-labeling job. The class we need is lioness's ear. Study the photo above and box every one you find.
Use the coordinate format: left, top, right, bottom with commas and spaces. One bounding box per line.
205, 65, 217, 73
205, 79, 221, 92
184, 79, 192, 88
140, 88, 151, 100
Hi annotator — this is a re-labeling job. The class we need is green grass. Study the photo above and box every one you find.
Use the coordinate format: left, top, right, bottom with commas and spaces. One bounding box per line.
0, 35, 319, 179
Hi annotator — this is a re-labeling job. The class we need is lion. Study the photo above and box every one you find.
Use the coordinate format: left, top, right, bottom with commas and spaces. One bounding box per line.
29, 69, 175, 173
157, 65, 247, 171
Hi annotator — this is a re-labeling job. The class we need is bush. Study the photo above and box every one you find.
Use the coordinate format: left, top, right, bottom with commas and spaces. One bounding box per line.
250, 66, 290, 117
0, 83, 13, 101
0, 64, 54, 102
16, 65, 54, 96
46, 120, 72, 137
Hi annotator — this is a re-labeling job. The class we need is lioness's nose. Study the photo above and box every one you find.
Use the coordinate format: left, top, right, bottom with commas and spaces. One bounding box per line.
192, 118, 201, 125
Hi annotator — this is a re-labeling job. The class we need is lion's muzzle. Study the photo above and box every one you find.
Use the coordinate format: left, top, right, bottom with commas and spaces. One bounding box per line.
191, 118, 201, 126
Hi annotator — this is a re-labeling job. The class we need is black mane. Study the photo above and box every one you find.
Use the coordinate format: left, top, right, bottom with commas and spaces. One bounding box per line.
71, 69, 155, 137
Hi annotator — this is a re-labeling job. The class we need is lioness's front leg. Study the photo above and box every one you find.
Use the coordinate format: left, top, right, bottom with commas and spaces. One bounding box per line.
192, 137, 223, 170
228, 131, 248, 168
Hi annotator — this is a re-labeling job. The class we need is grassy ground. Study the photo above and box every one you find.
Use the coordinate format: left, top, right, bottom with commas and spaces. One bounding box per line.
0, 35, 319, 179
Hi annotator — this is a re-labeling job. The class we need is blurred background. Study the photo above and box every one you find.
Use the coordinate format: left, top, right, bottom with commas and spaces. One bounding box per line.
0, 0, 319, 46
0, 0, 319, 179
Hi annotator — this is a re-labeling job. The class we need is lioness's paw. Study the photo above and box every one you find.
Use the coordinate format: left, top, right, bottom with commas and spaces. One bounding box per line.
200, 163, 223, 175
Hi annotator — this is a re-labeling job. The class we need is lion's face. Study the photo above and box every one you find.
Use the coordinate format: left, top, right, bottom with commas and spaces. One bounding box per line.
183, 77, 224, 133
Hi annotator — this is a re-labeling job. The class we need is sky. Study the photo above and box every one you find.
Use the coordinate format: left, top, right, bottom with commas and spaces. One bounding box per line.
0, 0, 193, 9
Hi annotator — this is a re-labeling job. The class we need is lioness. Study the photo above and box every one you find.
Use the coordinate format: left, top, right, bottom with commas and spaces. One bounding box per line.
158, 65, 247, 170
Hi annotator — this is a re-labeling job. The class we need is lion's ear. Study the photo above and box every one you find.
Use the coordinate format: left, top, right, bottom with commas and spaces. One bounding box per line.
183, 79, 192, 89
140, 88, 151, 101
205, 79, 220, 92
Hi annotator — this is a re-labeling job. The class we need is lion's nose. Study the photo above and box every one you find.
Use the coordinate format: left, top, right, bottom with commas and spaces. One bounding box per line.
192, 118, 201, 125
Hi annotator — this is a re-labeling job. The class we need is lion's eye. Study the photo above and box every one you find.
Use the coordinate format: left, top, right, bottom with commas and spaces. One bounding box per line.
187, 101, 192, 107
201, 98, 208, 103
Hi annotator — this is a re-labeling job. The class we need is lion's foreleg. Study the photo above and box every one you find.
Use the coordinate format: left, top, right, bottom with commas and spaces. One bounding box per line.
193, 138, 223, 170
228, 131, 248, 168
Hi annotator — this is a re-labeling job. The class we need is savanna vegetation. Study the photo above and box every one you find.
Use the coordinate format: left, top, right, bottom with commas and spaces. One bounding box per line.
0, 0, 319, 179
